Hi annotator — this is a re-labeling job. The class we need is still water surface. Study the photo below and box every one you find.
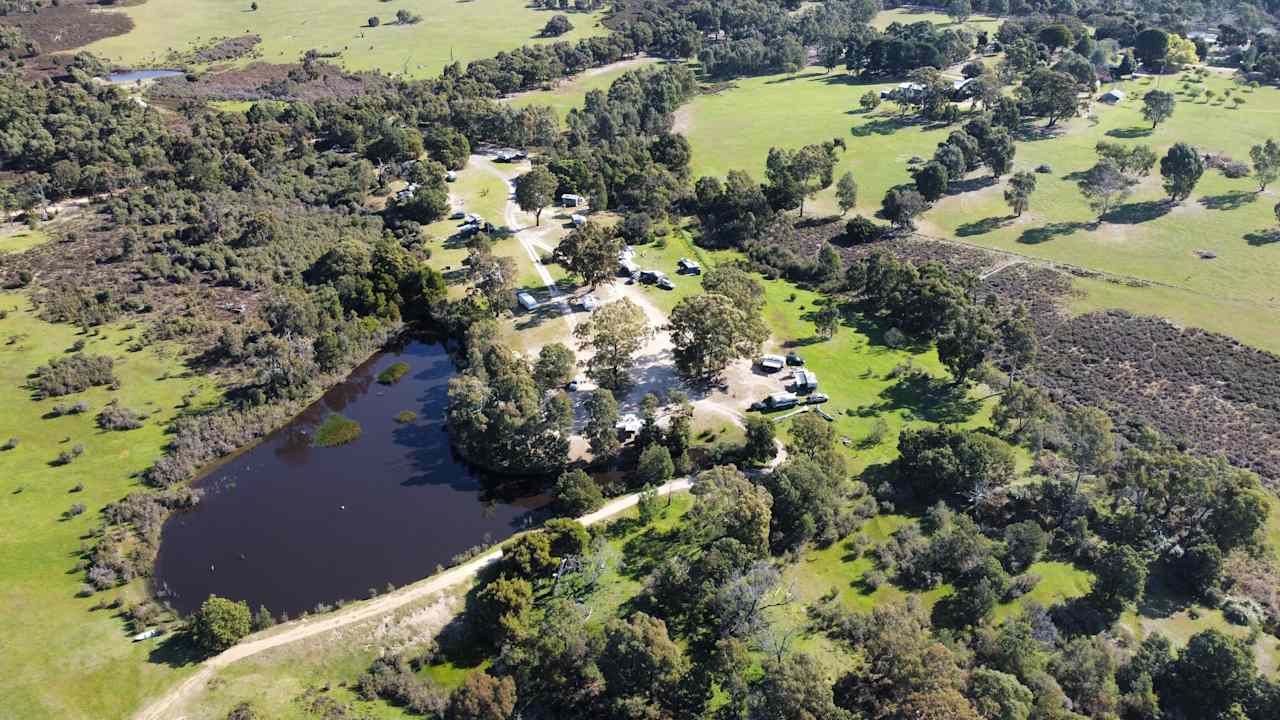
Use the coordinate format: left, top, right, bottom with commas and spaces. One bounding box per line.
105, 69, 184, 83
154, 338, 548, 616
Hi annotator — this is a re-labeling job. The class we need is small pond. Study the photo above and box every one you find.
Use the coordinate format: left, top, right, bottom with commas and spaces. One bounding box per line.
105, 69, 184, 83
154, 337, 549, 617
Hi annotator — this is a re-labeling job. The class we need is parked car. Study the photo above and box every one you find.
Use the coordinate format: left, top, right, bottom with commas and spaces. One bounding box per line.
449, 210, 466, 220
805, 393, 829, 405
567, 379, 580, 392
786, 352, 805, 366
657, 276, 675, 290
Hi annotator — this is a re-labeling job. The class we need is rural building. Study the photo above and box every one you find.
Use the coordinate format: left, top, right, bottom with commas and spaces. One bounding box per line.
758, 355, 786, 372
765, 392, 799, 410
1100, 89, 1125, 103
615, 414, 644, 439
576, 294, 599, 311
517, 292, 538, 311
881, 82, 926, 101
792, 369, 818, 393
677, 258, 701, 274
561, 193, 586, 208
950, 78, 979, 99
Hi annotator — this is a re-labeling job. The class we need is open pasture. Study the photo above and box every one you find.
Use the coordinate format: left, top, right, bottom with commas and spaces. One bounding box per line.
0, 294, 215, 719
679, 65, 1280, 352
86, 0, 607, 79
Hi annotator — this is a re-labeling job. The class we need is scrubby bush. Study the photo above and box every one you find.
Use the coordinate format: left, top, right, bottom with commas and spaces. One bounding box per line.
553, 469, 604, 516
314, 413, 362, 447
394, 410, 417, 423
96, 404, 144, 431
377, 361, 410, 385
30, 354, 115, 398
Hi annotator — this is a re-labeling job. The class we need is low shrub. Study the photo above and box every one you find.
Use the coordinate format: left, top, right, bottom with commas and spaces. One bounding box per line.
97, 403, 144, 431
314, 413, 362, 447
30, 354, 116, 398
393, 410, 417, 423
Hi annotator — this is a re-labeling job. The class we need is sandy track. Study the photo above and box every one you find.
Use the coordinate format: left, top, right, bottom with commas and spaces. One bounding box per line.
134, 478, 692, 720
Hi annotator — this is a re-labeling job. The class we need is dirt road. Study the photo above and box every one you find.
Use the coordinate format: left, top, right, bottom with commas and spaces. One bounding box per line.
133, 477, 693, 720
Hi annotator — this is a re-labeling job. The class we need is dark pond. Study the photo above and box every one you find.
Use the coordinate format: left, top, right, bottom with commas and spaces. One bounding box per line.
105, 69, 184, 83
154, 337, 549, 617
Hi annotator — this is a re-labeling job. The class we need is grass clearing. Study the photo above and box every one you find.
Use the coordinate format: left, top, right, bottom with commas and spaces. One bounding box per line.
681, 65, 1280, 351
86, 0, 608, 79
0, 292, 219, 720
924, 72, 1280, 352
0, 226, 51, 254
508, 57, 666, 121
870, 7, 1003, 34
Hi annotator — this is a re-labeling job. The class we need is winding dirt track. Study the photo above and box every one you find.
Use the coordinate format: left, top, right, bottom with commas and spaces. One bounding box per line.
133, 478, 693, 720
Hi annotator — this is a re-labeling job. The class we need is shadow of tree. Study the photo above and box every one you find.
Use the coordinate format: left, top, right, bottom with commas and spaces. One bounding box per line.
1245, 228, 1280, 246
147, 632, 205, 669
766, 70, 827, 84
1018, 220, 1096, 244
1198, 190, 1257, 211
1106, 126, 1153, 139
956, 215, 1011, 237
947, 176, 998, 194
874, 373, 981, 425
1102, 200, 1172, 225
851, 117, 914, 137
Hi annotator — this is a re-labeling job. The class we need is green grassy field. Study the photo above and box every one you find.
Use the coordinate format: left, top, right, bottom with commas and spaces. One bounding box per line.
924, 72, 1280, 352
508, 57, 665, 120
0, 226, 51, 254
680, 66, 1280, 352
870, 6, 1004, 34
0, 292, 218, 719
680, 68, 956, 218
86, 0, 608, 79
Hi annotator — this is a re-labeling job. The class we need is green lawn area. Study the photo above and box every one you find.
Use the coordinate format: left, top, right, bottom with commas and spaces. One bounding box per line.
924, 72, 1280, 353
680, 67, 960, 219
85, 0, 608, 79
508, 57, 666, 121
681, 64, 1280, 353
870, 6, 1004, 34
0, 226, 51, 254
0, 292, 219, 719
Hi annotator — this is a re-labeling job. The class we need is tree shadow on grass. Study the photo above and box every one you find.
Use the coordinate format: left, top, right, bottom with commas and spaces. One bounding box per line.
1018, 220, 1097, 245
1106, 126, 1153, 139
619, 524, 685, 581
947, 175, 998, 194
765, 70, 827, 84
1245, 229, 1280, 246
1198, 190, 1257, 211
147, 633, 205, 669
956, 215, 1012, 237
874, 373, 982, 425
1102, 200, 1172, 225
851, 117, 914, 137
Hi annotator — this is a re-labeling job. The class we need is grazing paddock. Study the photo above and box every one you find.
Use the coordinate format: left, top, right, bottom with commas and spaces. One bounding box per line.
85, 0, 608, 79
0, 294, 215, 719
679, 64, 1280, 352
